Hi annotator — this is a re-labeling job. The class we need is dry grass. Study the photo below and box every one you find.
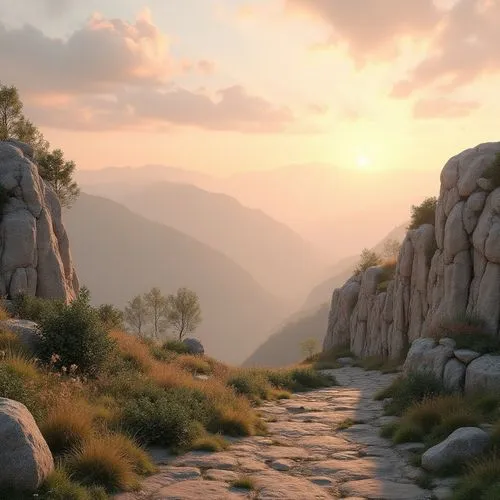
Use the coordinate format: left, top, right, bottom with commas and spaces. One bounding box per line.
41, 400, 94, 455
175, 354, 212, 375
189, 432, 229, 452
0, 305, 10, 321
110, 330, 153, 373
2, 352, 39, 379
65, 436, 140, 492
0, 330, 22, 351
231, 475, 256, 490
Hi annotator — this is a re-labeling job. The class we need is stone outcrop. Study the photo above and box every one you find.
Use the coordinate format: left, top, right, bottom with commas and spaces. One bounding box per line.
182, 337, 205, 355
324, 142, 500, 359
0, 141, 78, 301
0, 398, 54, 491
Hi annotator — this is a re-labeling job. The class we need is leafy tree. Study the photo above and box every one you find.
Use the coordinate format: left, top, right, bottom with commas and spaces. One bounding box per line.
383, 239, 401, 261
0, 83, 23, 140
166, 288, 202, 341
37, 149, 80, 208
144, 287, 168, 339
97, 304, 124, 331
354, 248, 382, 275
408, 197, 437, 230
124, 295, 148, 336
300, 337, 319, 359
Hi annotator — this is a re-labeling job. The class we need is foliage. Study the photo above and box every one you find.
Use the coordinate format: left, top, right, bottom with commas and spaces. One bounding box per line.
228, 370, 272, 403
375, 371, 446, 416
354, 248, 382, 275
166, 288, 202, 341
0, 83, 24, 141
304, 344, 353, 370
162, 338, 190, 354
0, 362, 40, 417
37, 148, 80, 208
40, 469, 100, 500
231, 476, 255, 490
38, 290, 115, 377
453, 455, 500, 500
189, 432, 228, 452
483, 153, 500, 189
143, 287, 168, 339
12, 293, 64, 323
97, 304, 124, 331
408, 196, 437, 230
175, 354, 212, 375
124, 295, 148, 336
300, 337, 319, 359
382, 238, 401, 261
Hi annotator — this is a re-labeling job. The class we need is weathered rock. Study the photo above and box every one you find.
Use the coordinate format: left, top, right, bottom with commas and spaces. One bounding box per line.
404, 338, 454, 380
182, 337, 204, 355
0, 141, 78, 301
454, 349, 480, 364
340, 479, 430, 500
465, 355, 500, 394
443, 359, 466, 392
421, 427, 490, 471
0, 398, 54, 491
0, 319, 40, 351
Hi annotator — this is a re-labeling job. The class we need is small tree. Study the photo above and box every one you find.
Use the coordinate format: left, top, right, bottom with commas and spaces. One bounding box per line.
382, 239, 401, 261
97, 304, 124, 331
354, 248, 382, 275
408, 197, 437, 230
166, 288, 202, 341
37, 149, 80, 208
144, 287, 168, 339
0, 83, 23, 140
124, 295, 148, 336
300, 337, 319, 359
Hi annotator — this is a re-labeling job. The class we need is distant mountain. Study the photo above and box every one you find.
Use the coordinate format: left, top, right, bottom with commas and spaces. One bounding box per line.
63, 193, 286, 365
243, 304, 329, 367
97, 182, 324, 302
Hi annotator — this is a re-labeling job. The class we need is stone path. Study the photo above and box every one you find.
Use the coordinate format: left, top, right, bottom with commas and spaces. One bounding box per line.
116, 367, 432, 499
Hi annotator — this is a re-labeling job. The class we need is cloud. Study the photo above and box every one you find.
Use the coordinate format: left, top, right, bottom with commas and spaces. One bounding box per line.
0, 9, 174, 93
0, 11, 293, 133
413, 98, 481, 119
27, 86, 295, 133
286, 0, 440, 61
392, 0, 500, 95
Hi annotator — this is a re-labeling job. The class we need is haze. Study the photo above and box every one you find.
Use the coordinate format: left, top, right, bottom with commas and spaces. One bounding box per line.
3, 0, 499, 363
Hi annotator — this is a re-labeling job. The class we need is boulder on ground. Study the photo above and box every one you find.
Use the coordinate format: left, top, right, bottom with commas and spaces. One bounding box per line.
182, 337, 204, 355
0, 398, 54, 491
0, 319, 40, 352
443, 359, 466, 392
421, 427, 490, 472
465, 355, 500, 394
404, 338, 453, 380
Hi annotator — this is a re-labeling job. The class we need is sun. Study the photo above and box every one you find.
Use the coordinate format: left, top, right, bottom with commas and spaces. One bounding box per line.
356, 154, 372, 169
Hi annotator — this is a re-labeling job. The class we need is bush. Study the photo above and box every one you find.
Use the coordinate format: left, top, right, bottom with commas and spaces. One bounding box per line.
354, 249, 382, 275
287, 367, 336, 390
484, 153, 500, 189
38, 294, 115, 377
175, 355, 212, 375
453, 455, 500, 500
408, 196, 437, 230
228, 370, 272, 402
97, 304, 124, 331
304, 344, 352, 370
0, 363, 40, 417
375, 371, 446, 416
0, 330, 22, 351
162, 339, 190, 354
65, 437, 138, 492
12, 293, 63, 323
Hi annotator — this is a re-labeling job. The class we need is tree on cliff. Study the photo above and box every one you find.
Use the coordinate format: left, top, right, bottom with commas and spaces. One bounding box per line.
166, 288, 202, 341
354, 249, 381, 275
409, 197, 437, 230
0, 83, 80, 207
37, 149, 80, 208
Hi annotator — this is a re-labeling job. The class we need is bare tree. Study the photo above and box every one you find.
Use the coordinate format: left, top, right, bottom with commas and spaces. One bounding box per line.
144, 287, 168, 339
166, 288, 202, 341
124, 295, 148, 336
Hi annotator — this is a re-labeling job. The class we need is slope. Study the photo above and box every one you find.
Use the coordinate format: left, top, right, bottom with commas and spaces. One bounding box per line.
63, 193, 286, 365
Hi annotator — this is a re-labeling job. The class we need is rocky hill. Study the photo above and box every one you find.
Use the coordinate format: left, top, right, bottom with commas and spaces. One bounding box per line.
324, 142, 500, 359
0, 141, 78, 301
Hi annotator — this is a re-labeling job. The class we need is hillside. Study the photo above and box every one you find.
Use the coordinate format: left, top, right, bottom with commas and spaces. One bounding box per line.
243, 304, 329, 367
63, 193, 286, 364
97, 182, 323, 302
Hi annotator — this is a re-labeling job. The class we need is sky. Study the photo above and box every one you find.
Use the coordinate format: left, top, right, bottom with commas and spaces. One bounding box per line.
1, 0, 499, 174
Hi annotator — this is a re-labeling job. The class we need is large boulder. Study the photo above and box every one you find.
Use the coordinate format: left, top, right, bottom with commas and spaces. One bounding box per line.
421, 427, 490, 472
0, 319, 40, 352
443, 358, 466, 392
0, 398, 54, 491
404, 338, 453, 380
465, 355, 500, 394
182, 338, 204, 355
0, 141, 78, 301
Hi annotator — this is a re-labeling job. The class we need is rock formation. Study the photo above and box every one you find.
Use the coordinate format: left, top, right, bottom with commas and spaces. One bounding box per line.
0, 140, 78, 301
324, 142, 500, 358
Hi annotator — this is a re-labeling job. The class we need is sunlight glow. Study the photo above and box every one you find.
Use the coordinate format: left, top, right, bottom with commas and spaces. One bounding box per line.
356, 154, 371, 169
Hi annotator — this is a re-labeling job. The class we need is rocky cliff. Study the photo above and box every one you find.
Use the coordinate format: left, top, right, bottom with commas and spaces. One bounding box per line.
0, 140, 78, 301
324, 142, 500, 359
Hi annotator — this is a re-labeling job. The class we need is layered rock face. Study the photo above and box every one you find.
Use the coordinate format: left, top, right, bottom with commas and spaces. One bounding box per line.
0, 140, 78, 301
324, 142, 500, 358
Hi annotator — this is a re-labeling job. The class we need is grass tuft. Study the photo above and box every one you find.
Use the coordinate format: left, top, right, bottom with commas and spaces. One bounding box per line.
231, 475, 256, 490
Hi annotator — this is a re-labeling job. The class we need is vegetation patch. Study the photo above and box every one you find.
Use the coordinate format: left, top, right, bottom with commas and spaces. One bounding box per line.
408, 197, 437, 230
354, 248, 382, 275
304, 344, 353, 370
231, 476, 256, 490
453, 455, 500, 500
355, 356, 401, 374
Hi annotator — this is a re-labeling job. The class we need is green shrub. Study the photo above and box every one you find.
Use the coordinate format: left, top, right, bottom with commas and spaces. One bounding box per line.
40, 469, 99, 500
162, 339, 190, 354
354, 248, 382, 275
304, 344, 352, 369
484, 153, 500, 189
0, 364, 40, 418
376, 371, 446, 416
38, 293, 114, 377
408, 197, 437, 230
12, 293, 63, 323
288, 367, 336, 390
97, 304, 124, 331
453, 455, 500, 500
228, 370, 271, 402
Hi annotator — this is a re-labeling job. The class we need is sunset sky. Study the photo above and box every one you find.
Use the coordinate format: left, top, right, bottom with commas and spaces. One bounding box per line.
1, 0, 499, 174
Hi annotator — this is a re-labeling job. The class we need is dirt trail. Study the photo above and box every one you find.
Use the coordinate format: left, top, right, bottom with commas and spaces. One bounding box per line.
116, 367, 433, 499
